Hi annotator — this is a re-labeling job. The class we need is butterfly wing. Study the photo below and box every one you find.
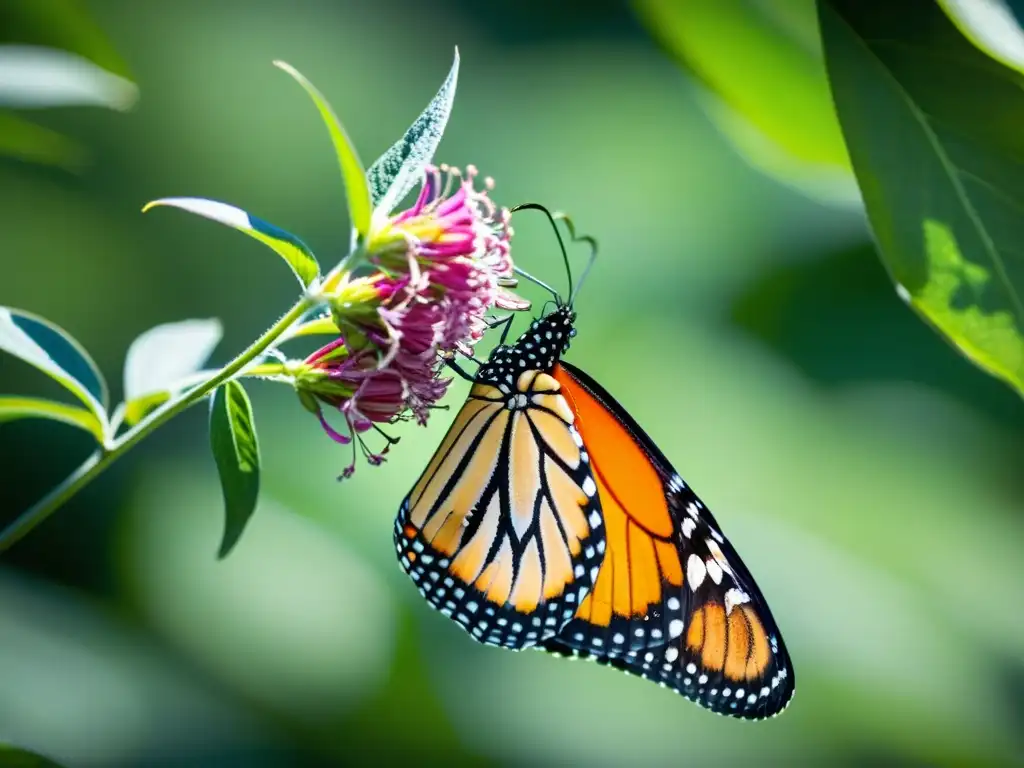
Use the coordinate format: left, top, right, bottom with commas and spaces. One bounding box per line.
540, 361, 794, 719
395, 372, 605, 650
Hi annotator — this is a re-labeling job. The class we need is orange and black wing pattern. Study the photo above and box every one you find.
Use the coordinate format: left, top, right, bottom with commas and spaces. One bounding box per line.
541, 361, 794, 719
395, 311, 605, 649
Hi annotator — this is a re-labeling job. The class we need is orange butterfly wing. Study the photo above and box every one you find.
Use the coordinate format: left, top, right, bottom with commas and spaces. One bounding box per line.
542, 361, 794, 719
395, 369, 605, 650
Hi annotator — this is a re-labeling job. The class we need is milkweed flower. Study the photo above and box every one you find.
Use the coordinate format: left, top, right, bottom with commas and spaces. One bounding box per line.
297, 165, 529, 477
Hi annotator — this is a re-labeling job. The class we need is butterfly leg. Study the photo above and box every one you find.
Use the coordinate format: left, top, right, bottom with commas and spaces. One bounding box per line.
483, 314, 515, 346
443, 357, 477, 382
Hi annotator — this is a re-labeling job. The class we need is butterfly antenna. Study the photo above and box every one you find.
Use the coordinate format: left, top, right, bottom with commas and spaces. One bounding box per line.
513, 264, 561, 302
511, 202, 572, 303
554, 211, 598, 305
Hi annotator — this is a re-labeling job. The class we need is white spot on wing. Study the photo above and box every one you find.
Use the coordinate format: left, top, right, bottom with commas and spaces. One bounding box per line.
668, 619, 684, 638
724, 587, 750, 615
687, 554, 707, 591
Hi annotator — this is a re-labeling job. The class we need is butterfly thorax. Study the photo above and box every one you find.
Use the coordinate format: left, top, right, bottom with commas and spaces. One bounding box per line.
475, 306, 577, 389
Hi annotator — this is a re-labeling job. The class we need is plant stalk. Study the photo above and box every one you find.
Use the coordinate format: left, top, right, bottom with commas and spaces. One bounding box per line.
0, 296, 316, 552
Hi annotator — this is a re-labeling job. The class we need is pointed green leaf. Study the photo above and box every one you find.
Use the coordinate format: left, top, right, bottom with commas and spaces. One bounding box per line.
5, 0, 135, 80
273, 60, 372, 239
634, 0, 853, 200
0, 45, 137, 111
368, 48, 460, 217
938, 0, 1024, 76
0, 307, 108, 435
0, 743, 66, 767
143, 198, 320, 288
122, 318, 222, 425
209, 380, 260, 559
820, 0, 1024, 395
0, 111, 85, 169
0, 396, 103, 440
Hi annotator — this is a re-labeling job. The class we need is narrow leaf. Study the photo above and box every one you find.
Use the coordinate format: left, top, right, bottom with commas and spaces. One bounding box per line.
5, 0, 135, 80
209, 380, 260, 559
0, 307, 108, 433
0, 110, 85, 169
280, 315, 339, 342
367, 48, 460, 217
0, 44, 137, 111
123, 318, 222, 424
634, 0, 853, 201
820, 0, 1024, 395
143, 198, 320, 288
0, 396, 103, 439
273, 60, 372, 239
937, 0, 1024, 76
0, 743, 66, 767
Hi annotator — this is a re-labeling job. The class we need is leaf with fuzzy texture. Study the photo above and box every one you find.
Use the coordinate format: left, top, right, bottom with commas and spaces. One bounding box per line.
368, 49, 460, 218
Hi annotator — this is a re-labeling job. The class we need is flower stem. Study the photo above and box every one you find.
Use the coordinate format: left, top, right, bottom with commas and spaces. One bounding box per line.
0, 296, 316, 553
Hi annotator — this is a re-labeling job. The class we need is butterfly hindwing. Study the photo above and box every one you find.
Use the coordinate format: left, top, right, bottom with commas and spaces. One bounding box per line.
540, 361, 794, 719
395, 310, 605, 649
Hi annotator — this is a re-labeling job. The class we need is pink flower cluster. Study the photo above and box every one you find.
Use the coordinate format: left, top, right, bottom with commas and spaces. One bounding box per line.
298, 165, 528, 477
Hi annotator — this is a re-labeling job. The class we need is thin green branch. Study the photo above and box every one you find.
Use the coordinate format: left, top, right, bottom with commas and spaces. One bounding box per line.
0, 296, 316, 552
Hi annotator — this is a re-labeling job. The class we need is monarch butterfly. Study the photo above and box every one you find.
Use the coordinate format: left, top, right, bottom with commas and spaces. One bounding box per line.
394, 206, 794, 719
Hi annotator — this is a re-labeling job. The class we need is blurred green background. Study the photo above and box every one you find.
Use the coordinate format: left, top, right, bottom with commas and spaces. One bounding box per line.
2, 1, 1024, 766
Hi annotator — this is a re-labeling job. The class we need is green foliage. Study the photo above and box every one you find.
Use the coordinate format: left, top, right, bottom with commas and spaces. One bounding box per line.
634, 0, 853, 201
209, 380, 261, 559
122, 319, 223, 426
368, 49, 460, 215
937, 0, 1024, 75
0, 745, 64, 767
142, 198, 321, 288
0, 306, 109, 441
1, 0, 134, 78
0, 1, 137, 169
274, 60, 373, 241
0, 111, 84, 169
820, 0, 1024, 397
0, 395, 100, 437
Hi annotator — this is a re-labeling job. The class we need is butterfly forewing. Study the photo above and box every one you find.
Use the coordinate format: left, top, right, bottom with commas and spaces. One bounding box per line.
541, 362, 794, 719
395, 310, 604, 649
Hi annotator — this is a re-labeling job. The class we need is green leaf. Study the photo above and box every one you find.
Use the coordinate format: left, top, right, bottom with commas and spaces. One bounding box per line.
2, 0, 135, 80
819, 0, 1024, 396
634, 0, 853, 199
143, 198, 320, 288
122, 318, 222, 425
0, 395, 103, 439
273, 60, 372, 239
0, 744, 66, 767
937, 0, 1024, 76
0, 44, 137, 111
0, 306, 109, 436
0, 110, 85, 169
367, 48, 460, 217
209, 380, 260, 559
